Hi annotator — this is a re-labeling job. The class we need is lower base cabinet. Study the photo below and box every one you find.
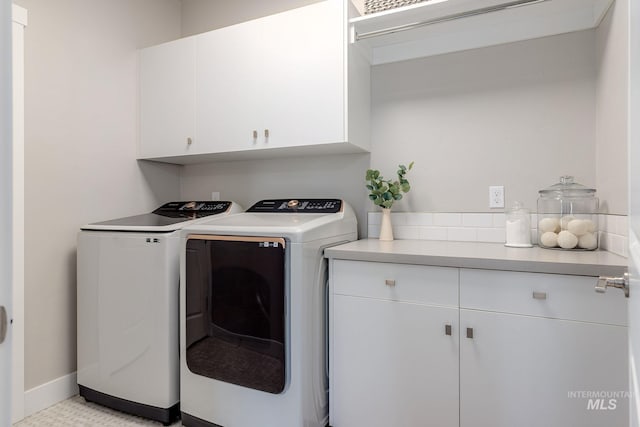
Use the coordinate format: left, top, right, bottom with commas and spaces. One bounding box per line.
329, 260, 629, 427
460, 309, 628, 427
331, 295, 459, 427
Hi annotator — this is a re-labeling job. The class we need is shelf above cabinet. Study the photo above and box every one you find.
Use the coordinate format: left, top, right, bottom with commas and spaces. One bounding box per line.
350, 0, 614, 64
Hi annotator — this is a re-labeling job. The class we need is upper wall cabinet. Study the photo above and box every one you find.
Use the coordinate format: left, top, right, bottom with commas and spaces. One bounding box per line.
351, 0, 615, 65
138, 0, 370, 164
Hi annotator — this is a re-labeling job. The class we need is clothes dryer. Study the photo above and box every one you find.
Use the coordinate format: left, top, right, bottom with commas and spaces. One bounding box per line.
77, 201, 242, 425
180, 198, 357, 427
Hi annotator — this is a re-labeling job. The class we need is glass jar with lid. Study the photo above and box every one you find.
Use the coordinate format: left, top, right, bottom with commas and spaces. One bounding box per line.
537, 176, 599, 250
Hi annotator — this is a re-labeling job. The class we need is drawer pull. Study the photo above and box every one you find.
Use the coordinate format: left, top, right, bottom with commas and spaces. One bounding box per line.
385, 279, 396, 287
532, 291, 547, 300
466, 328, 474, 339
445, 324, 452, 336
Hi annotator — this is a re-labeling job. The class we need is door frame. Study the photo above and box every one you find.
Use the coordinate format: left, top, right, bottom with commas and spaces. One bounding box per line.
1, 0, 14, 424
12, 4, 27, 423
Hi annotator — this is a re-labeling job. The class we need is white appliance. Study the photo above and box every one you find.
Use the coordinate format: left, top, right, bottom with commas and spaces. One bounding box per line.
77, 201, 242, 425
180, 198, 357, 427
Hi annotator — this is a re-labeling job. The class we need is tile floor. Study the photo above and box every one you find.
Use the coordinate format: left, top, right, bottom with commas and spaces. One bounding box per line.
13, 396, 182, 426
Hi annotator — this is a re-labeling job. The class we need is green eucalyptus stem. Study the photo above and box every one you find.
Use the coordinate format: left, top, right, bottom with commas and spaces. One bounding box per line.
365, 162, 414, 209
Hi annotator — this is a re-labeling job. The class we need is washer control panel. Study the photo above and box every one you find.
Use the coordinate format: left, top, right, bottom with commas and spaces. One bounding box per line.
153, 201, 231, 218
247, 199, 342, 213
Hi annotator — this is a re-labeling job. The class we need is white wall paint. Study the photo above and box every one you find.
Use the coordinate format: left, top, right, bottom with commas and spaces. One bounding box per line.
180, 153, 371, 237
13, 0, 182, 391
371, 30, 597, 213
595, 0, 628, 215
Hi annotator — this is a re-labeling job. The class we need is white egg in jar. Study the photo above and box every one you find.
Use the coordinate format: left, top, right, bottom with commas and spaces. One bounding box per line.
567, 219, 588, 236
540, 231, 559, 248
557, 230, 579, 249
578, 232, 597, 250
538, 217, 560, 233
584, 219, 596, 232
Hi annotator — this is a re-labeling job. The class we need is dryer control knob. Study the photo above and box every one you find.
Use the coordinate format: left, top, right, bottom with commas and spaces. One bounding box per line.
287, 199, 300, 209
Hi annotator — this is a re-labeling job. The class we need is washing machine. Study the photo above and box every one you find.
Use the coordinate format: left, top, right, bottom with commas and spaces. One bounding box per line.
77, 201, 242, 425
180, 198, 357, 427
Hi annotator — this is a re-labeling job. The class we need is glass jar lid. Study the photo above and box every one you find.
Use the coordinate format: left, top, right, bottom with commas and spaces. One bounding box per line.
538, 176, 596, 198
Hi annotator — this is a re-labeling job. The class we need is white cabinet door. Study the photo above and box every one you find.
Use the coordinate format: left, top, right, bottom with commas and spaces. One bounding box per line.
195, 0, 345, 154
331, 295, 459, 427
139, 37, 196, 159
195, 21, 262, 154
257, 0, 345, 150
460, 309, 628, 427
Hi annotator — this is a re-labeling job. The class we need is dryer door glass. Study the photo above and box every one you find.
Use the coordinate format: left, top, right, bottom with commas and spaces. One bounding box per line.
185, 236, 286, 394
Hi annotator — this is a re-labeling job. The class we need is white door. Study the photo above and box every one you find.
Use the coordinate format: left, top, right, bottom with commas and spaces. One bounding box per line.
628, 0, 640, 424
0, 0, 13, 424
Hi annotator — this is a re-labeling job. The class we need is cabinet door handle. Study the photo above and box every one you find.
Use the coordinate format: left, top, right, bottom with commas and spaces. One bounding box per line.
466, 327, 474, 339
252, 130, 258, 140
445, 324, 452, 336
264, 129, 270, 139
385, 279, 395, 287
532, 291, 547, 300
186, 137, 192, 146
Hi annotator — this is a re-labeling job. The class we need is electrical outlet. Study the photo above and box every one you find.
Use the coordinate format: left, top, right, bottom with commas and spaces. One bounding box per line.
489, 186, 504, 208
211, 192, 220, 201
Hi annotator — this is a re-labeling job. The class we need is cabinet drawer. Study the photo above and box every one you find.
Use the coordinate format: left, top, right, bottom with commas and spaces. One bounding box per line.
331, 260, 458, 307
460, 269, 627, 326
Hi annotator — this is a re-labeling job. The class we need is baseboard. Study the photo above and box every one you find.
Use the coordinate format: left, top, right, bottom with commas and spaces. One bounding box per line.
23, 371, 79, 419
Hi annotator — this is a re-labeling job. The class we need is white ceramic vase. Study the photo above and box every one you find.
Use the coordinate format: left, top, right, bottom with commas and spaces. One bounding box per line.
379, 208, 394, 241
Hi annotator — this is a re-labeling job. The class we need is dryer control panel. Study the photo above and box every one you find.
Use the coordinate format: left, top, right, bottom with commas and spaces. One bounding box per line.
247, 199, 342, 213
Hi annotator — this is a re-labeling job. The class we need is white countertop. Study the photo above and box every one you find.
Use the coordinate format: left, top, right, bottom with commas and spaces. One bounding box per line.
324, 239, 627, 277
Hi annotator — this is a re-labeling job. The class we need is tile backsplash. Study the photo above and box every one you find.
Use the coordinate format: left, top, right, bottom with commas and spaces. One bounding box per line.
367, 212, 629, 257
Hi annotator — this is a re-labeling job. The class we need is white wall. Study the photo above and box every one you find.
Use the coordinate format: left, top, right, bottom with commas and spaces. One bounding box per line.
370, 30, 598, 213
596, 0, 628, 215
180, 153, 371, 237
13, 0, 182, 391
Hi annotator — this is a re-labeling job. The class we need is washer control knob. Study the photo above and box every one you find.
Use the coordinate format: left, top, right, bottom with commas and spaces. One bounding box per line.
287, 199, 300, 209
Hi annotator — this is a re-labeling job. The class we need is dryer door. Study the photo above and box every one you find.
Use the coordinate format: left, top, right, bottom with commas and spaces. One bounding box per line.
185, 235, 287, 394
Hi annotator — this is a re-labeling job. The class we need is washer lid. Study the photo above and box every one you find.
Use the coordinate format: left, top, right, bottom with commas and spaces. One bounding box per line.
81, 201, 235, 232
